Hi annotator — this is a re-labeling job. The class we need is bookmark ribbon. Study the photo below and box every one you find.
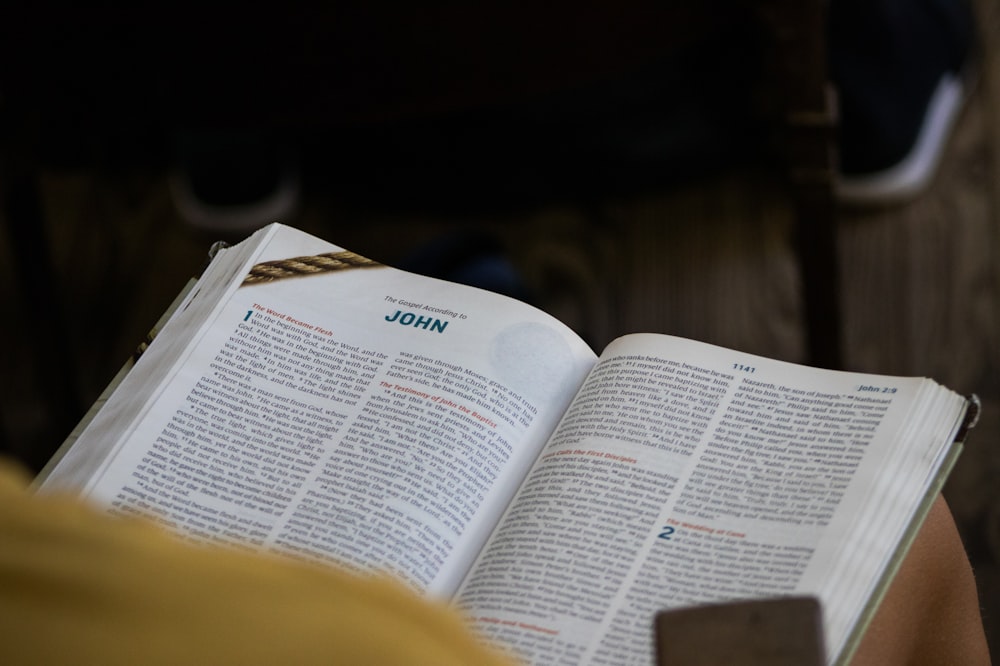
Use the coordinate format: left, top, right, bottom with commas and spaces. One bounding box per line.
242, 251, 382, 286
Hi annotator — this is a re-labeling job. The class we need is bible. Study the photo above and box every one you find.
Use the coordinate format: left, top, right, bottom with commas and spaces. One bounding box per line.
38, 223, 976, 665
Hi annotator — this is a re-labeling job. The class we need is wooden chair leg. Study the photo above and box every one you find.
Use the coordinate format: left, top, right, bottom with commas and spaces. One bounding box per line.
757, 0, 842, 369
1, 151, 82, 468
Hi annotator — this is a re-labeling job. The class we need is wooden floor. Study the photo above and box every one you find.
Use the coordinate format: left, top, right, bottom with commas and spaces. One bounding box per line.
3, 1, 1000, 657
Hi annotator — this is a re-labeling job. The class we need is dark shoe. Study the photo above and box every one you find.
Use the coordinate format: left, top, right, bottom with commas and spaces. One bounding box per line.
169, 130, 300, 233
831, 0, 974, 205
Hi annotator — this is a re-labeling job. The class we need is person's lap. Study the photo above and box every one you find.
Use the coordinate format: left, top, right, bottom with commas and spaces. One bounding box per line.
852, 495, 990, 665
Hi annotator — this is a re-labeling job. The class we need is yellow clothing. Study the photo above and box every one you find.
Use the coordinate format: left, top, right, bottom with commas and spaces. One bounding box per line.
0, 460, 514, 665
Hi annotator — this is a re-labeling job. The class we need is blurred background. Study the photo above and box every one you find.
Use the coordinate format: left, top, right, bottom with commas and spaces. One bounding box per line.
1, 0, 997, 656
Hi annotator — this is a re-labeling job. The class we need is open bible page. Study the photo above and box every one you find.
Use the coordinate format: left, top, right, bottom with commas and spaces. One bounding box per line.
40, 224, 597, 597
456, 333, 967, 665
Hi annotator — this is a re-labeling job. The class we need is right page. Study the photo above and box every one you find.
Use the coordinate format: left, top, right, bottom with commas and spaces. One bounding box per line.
455, 333, 969, 665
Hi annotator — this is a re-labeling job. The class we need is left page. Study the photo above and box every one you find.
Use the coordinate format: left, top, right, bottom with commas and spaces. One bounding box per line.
40, 223, 597, 597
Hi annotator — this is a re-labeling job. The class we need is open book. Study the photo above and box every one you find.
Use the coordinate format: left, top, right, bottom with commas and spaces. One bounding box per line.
39, 223, 975, 665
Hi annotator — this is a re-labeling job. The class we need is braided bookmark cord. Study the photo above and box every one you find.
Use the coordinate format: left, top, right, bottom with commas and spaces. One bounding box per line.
242, 251, 382, 286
